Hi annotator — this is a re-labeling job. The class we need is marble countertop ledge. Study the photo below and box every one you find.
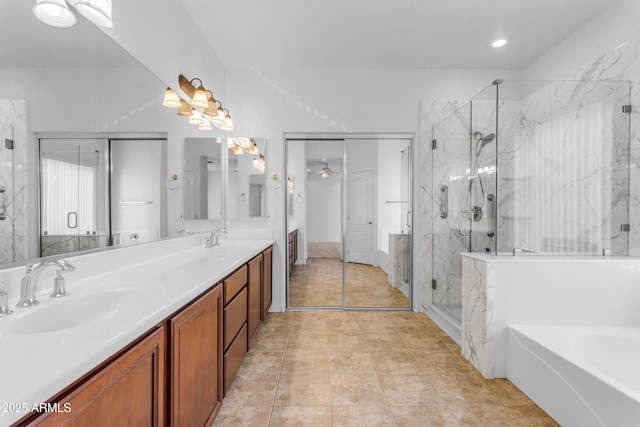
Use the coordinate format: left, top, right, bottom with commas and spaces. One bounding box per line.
0, 235, 274, 426
461, 252, 640, 263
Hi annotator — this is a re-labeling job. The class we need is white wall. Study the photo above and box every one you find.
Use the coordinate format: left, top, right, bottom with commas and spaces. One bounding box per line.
521, 0, 640, 80
377, 139, 409, 254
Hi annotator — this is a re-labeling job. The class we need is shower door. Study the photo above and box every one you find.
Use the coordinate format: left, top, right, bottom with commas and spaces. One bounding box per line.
431, 105, 472, 322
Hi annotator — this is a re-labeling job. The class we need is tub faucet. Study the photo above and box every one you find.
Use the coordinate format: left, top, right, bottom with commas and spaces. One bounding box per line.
16, 259, 75, 307
206, 229, 227, 248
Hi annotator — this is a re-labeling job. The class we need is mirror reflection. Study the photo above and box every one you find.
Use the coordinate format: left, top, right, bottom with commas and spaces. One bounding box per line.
227, 137, 267, 220
183, 137, 223, 220
286, 136, 413, 309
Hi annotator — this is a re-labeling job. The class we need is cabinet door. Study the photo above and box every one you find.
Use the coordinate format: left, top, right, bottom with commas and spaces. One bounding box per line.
170, 285, 223, 427
27, 327, 166, 426
247, 254, 263, 348
261, 246, 273, 320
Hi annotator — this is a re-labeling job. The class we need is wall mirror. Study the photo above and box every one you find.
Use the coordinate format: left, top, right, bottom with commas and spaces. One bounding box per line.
285, 134, 413, 310
227, 137, 267, 220
0, 3, 175, 267
184, 137, 224, 220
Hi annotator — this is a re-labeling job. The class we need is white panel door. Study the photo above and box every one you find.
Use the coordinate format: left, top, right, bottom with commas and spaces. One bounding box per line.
347, 170, 374, 265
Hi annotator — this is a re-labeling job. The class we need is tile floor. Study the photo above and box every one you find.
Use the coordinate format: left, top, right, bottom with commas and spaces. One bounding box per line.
214, 310, 559, 426
289, 258, 409, 308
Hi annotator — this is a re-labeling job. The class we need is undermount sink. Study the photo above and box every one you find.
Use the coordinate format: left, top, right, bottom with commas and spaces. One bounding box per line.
8, 283, 163, 335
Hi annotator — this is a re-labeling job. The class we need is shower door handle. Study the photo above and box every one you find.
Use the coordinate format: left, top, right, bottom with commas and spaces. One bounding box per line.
439, 185, 448, 219
487, 194, 496, 238
406, 211, 411, 228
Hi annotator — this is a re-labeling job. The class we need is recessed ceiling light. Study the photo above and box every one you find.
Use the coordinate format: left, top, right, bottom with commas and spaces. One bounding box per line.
490, 38, 509, 48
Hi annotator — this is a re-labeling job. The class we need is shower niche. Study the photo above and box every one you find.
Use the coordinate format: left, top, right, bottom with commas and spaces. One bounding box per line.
428, 79, 631, 341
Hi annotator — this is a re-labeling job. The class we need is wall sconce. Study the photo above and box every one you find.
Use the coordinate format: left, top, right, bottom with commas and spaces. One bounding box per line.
165, 174, 182, 190
267, 174, 282, 191
238, 192, 247, 202
33, 0, 113, 28
296, 193, 304, 203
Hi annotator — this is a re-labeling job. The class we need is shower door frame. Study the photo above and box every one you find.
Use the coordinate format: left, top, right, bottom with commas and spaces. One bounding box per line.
284, 132, 415, 311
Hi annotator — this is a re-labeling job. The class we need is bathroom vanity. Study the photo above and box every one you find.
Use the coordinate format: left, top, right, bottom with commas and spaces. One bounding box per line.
0, 235, 273, 426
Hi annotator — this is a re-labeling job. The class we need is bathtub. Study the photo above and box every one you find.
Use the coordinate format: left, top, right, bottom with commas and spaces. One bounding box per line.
507, 325, 640, 427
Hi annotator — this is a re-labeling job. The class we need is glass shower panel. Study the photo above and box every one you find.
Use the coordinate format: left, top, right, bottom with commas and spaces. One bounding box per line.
497, 80, 631, 255
469, 84, 499, 254
431, 103, 471, 321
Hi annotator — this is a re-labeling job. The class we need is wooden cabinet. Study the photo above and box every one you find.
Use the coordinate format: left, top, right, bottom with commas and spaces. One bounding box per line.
169, 286, 223, 427
222, 266, 248, 396
17, 245, 274, 426
24, 327, 166, 427
261, 246, 272, 320
247, 254, 263, 348
288, 230, 298, 270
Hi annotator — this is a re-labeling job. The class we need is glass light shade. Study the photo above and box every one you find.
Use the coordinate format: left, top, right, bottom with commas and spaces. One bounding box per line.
188, 109, 203, 125
198, 120, 212, 131
192, 86, 209, 108
234, 137, 252, 149
33, 0, 77, 27
238, 192, 247, 202
68, 0, 112, 28
221, 111, 233, 131
162, 87, 180, 108
165, 174, 182, 190
321, 170, 331, 179
177, 99, 192, 116
267, 174, 282, 190
203, 98, 217, 116
246, 140, 259, 155
231, 145, 243, 155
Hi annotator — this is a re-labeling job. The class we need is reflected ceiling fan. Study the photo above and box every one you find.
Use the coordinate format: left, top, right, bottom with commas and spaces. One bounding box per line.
309, 161, 341, 179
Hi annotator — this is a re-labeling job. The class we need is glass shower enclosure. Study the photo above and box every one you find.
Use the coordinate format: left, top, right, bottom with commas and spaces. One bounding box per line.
430, 79, 631, 339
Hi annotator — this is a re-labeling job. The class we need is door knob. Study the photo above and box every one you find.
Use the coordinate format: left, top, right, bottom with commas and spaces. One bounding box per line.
368, 221, 372, 224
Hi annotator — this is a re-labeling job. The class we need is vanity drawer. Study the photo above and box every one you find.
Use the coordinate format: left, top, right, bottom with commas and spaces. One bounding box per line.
224, 287, 247, 349
224, 264, 247, 304
223, 323, 248, 396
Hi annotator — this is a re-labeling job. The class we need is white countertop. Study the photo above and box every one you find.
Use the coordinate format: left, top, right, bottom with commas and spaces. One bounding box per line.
460, 252, 640, 263
0, 237, 273, 426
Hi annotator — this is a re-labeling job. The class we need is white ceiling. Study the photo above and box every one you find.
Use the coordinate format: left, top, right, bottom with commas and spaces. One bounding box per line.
1, 0, 620, 71
0, 1, 140, 68
182, 0, 619, 70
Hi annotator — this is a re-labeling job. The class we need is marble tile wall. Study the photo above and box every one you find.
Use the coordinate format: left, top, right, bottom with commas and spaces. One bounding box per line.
387, 233, 409, 288
0, 100, 28, 265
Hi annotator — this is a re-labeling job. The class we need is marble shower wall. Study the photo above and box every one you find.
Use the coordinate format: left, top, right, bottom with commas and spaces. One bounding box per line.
0, 100, 28, 265
419, 39, 640, 312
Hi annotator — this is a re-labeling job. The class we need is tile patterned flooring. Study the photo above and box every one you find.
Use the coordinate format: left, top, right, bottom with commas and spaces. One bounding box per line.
214, 310, 559, 426
289, 258, 409, 308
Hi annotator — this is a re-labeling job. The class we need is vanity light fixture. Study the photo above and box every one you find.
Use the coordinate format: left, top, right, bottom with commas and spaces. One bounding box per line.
162, 87, 181, 108
165, 174, 182, 190
203, 91, 218, 116
188, 109, 204, 125
221, 109, 234, 131
67, 0, 113, 28
234, 137, 252, 150
252, 154, 265, 172
33, 0, 77, 27
177, 99, 192, 116
246, 139, 260, 155
198, 120, 213, 131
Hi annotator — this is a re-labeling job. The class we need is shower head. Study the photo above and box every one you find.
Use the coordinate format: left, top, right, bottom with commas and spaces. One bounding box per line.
478, 133, 495, 146
475, 133, 495, 156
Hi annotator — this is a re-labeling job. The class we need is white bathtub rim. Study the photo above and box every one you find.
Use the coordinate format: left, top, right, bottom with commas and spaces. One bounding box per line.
510, 325, 640, 405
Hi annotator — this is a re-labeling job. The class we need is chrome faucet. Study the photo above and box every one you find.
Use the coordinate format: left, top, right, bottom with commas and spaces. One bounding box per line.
16, 259, 75, 307
206, 229, 227, 248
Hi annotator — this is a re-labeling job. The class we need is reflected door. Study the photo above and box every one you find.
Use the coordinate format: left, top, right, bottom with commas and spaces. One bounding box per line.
40, 138, 109, 257
347, 170, 374, 264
